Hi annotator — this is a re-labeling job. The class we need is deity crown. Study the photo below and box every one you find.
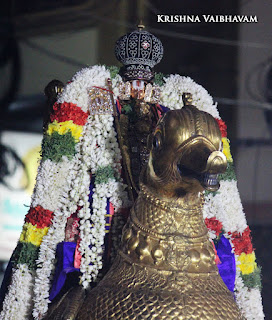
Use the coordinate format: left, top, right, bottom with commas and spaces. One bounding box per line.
115, 24, 164, 81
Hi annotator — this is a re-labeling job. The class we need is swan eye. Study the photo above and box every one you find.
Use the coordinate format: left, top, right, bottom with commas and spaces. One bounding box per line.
153, 132, 162, 149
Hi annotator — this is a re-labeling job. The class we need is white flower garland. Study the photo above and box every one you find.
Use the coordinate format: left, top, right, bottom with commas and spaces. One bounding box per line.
235, 268, 265, 320
32, 153, 80, 319
58, 65, 111, 113
111, 74, 123, 100
203, 180, 248, 234
76, 115, 108, 287
32, 158, 72, 212
0, 264, 34, 320
160, 74, 220, 119
203, 179, 264, 319
1, 157, 75, 320
32, 67, 129, 317
77, 114, 127, 288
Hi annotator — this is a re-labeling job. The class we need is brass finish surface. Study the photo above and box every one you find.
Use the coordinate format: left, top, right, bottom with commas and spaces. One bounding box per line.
44, 79, 64, 102
43, 79, 64, 129
117, 96, 160, 197
75, 107, 243, 320
44, 286, 85, 320
182, 92, 193, 106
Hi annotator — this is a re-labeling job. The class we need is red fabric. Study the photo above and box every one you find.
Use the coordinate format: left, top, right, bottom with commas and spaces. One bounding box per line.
92, 86, 113, 94
156, 104, 163, 118
74, 239, 82, 269
65, 213, 80, 242
230, 226, 253, 255
116, 99, 122, 114
205, 217, 223, 236
50, 102, 88, 125
25, 205, 54, 228
108, 202, 115, 225
215, 118, 227, 138
212, 241, 221, 265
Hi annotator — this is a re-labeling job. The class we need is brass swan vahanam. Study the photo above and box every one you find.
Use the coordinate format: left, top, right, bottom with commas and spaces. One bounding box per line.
73, 106, 244, 320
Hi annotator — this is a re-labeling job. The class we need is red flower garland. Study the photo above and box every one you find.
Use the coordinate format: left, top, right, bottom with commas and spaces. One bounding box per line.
230, 226, 253, 255
25, 205, 54, 229
50, 102, 88, 126
215, 119, 227, 138
205, 217, 223, 236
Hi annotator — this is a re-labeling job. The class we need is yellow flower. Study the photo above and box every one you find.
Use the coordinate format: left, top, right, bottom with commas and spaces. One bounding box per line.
20, 222, 49, 246
222, 137, 233, 162
237, 252, 257, 275
47, 120, 83, 142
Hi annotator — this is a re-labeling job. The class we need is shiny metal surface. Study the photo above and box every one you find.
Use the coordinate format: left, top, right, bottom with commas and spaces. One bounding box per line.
74, 108, 242, 320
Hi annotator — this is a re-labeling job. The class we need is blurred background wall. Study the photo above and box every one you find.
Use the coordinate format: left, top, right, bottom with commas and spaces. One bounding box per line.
238, 1, 272, 219
0, 0, 271, 317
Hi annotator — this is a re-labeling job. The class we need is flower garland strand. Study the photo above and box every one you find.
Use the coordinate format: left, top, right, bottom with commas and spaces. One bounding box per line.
0, 265, 34, 320
32, 124, 88, 319
0, 154, 72, 319
202, 119, 264, 319
77, 114, 127, 288
33, 66, 128, 317
0, 100, 89, 319
160, 74, 220, 119
32, 155, 80, 319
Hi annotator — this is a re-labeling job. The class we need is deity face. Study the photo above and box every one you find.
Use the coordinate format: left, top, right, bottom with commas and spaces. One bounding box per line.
130, 80, 146, 100
118, 80, 161, 105
143, 107, 227, 197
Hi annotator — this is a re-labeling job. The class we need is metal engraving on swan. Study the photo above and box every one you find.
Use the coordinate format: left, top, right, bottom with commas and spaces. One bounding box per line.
74, 106, 243, 320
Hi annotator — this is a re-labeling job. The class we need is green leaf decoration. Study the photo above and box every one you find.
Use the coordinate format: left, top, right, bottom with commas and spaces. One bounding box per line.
204, 162, 237, 197
122, 104, 133, 114
204, 189, 218, 197
220, 162, 236, 181
41, 132, 77, 162
241, 266, 262, 290
107, 65, 120, 79
153, 72, 165, 86
12, 242, 39, 270
95, 165, 115, 184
